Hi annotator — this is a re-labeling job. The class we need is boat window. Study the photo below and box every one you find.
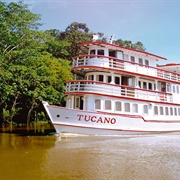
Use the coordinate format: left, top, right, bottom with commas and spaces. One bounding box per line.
124, 103, 130, 112
138, 58, 143, 65
143, 82, 147, 89
115, 76, 120, 85
143, 105, 148, 114
75, 97, 80, 109
97, 49, 104, 56
170, 107, 173, 115
145, 60, 149, 66
109, 50, 116, 57
115, 101, 122, 111
165, 107, 169, 115
174, 108, 177, 116
130, 56, 135, 62
138, 81, 141, 88
154, 84, 156, 90
161, 82, 166, 92
128, 78, 133, 86
107, 76, 111, 83
97, 75, 104, 82
154, 106, 158, 115
178, 108, 180, 115
160, 106, 164, 115
95, 99, 101, 109
177, 86, 179, 94
105, 100, 111, 110
124, 54, 129, 60
173, 85, 175, 93
90, 49, 96, 55
148, 83, 152, 90
132, 104, 138, 113
166, 83, 170, 92
88, 75, 94, 80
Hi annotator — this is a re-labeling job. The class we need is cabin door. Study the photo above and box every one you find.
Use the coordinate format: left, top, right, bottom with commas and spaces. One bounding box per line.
109, 50, 116, 57
80, 96, 83, 110
121, 76, 128, 95
74, 96, 83, 110
121, 76, 128, 86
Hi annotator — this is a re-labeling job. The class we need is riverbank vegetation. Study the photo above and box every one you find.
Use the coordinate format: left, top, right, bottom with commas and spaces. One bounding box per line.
0, 1, 145, 126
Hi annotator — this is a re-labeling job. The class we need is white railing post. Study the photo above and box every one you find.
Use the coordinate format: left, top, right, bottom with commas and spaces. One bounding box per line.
84, 56, 86, 65
66, 83, 68, 92
68, 83, 70, 92
111, 59, 113, 67
77, 82, 80, 91
76, 58, 79, 67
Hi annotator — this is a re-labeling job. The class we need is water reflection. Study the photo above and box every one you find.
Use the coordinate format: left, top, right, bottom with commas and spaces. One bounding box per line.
0, 133, 180, 180
0, 123, 55, 135
0, 133, 56, 180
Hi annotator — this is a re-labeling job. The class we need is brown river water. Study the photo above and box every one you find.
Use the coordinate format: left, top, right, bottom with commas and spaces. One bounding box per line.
0, 128, 180, 180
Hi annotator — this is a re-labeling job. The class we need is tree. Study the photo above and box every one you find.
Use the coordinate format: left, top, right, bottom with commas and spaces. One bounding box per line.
0, 1, 42, 122
115, 38, 146, 51
133, 41, 146, 51
25, 54, 72, 125
59, 22, 93, 58
0, 1, 72, 124
44, 29, 70, 59
54, 22, 108, 58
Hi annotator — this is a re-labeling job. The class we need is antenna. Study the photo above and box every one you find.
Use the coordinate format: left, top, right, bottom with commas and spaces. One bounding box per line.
109, 34, 115, 44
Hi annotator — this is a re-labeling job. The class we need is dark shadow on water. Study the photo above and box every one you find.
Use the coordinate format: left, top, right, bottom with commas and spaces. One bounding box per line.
0, 123, 56, 136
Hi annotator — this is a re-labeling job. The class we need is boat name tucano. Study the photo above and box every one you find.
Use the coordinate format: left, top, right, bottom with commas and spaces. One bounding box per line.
77, 114, 116, 124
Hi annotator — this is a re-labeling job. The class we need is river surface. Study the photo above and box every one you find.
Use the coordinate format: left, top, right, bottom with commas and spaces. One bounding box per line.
0, 130, 180, 180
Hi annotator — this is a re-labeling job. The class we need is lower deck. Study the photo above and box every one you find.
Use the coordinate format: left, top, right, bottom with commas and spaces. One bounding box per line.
66, 94, 180, 121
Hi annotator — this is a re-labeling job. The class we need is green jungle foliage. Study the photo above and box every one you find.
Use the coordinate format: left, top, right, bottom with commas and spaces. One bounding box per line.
0, 1, 145, 125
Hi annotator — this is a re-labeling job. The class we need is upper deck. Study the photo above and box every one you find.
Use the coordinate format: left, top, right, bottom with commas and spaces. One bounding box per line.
72, 42, 180, 83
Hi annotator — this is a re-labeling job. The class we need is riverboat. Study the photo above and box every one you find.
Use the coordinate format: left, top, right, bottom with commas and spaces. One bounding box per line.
43, 37, 180, 135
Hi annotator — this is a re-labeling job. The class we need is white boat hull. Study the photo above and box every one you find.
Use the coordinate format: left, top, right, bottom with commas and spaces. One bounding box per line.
43, 101, 180, 135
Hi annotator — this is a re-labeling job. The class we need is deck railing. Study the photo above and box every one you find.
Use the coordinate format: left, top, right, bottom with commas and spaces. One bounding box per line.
66, 80, 172, 102
73, 55, 180, 82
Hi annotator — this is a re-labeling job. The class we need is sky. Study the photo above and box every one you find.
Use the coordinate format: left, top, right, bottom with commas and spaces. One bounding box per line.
3, 0, 180, 64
